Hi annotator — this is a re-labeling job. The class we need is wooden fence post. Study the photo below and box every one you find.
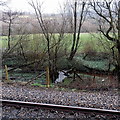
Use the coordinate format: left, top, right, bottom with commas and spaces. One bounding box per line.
46, 66, 50, 88
5, 65, 9, 82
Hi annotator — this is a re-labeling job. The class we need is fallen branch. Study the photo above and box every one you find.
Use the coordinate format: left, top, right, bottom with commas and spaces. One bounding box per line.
25, 72, 46, 85
75, 73, 83, 80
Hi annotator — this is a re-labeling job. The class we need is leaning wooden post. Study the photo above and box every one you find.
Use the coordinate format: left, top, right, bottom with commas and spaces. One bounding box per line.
46, 66, 50, 88
5, 65, 9, 82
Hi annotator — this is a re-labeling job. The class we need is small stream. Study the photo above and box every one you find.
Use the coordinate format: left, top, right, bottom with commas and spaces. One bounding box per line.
2, 67, 117, 89
55, 71, 67, 83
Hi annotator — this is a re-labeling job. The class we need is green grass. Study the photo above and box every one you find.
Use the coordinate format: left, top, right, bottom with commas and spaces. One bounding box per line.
62, 78, 73, 85
31, 83, 55, 87
1, 33, 115, 71
0, 33, 114, 53
31, 83, 46, 87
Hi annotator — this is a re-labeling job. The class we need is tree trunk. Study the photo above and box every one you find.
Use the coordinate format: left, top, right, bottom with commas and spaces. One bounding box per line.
8, 19, 12, 50
69, 1, 77, 61
49, 46, 59, 83
69, 2, 86, 61
118, 1, 120, 90
117, 47, 120, 90
49, 66, 59, 83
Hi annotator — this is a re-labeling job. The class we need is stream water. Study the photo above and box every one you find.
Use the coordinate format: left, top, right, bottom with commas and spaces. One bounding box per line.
55, 71, 67, 83
2, 67, 117, 89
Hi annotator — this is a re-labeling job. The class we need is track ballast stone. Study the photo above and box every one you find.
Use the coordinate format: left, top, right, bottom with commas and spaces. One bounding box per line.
2, 82, 119, 111
2, 105, 120, 119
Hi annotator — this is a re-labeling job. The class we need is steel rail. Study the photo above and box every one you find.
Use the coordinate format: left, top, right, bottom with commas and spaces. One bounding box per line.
1, 99, 120, 115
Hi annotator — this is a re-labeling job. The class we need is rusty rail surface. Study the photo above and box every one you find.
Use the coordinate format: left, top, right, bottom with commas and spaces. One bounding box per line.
1, 99, 120, 115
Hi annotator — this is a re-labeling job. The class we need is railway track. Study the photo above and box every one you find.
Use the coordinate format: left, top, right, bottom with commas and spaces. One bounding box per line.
1, 99, 120, 115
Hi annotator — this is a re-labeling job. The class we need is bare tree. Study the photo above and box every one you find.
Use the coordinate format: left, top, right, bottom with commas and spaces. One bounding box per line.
90, 0, 120, 86
2, 10, 31, 65
29, 0, 66, 82
67, 0, 88, 60
2, 9, 19, 50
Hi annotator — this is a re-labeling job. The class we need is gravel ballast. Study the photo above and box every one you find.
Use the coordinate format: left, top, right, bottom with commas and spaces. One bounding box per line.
2, 105, 120, 119
2, 82, 119, 111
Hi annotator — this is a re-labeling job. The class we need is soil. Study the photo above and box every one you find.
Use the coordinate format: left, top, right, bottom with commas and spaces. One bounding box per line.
58, 75, 118, 91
